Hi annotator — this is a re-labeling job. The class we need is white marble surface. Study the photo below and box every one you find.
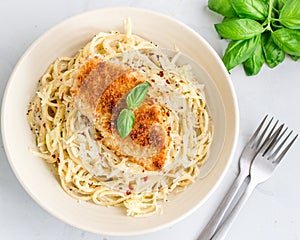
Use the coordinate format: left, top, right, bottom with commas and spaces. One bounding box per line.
0, 0, 299, 239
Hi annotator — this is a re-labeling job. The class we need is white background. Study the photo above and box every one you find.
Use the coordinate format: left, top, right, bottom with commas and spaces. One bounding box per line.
0, 0, 299, 239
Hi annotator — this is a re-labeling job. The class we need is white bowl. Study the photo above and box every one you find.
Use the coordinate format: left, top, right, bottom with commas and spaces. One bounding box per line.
1, 7, 239, 236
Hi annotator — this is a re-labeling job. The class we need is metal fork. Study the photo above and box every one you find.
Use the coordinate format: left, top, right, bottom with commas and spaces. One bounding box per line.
198, 115, 273, 240
198, 116, 298, 240
210, 118, 297, 240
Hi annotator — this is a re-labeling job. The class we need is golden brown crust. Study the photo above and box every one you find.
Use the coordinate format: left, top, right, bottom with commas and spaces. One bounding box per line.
97, 69, 144, 115
130, 103, 163, 147
72, 58, 171, 171
70, 57, 102, 96
72, 59, 129, 115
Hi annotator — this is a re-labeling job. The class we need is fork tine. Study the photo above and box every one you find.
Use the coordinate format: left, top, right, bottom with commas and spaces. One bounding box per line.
266, 126, 288, 155
255, 117, 274, 148
259, 119, 279, 152
249, 115, 271, 149
247, 115, 268, 145
273, 134, 298, 163
260, 124, 284, 156
264, 120, 279, 143
278, 127, 289, 140
268, 129, 291, 159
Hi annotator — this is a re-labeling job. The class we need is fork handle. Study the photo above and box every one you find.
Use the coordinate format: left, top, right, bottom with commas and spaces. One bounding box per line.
210, 180, 257, 240
197, 172, 247, 240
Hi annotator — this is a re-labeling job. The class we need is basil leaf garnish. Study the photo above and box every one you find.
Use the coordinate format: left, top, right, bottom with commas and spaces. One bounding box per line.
262, 32, 285, 68
222, 35, 260, 71
208, 0, 237, 18
126, 82, 149, 110
117, 109, 135, 139
117, 82, 149, 138
279, 0, 300, 30
243, 37, 264, 75
215, 19, 264, 40
272, 28, 300, 56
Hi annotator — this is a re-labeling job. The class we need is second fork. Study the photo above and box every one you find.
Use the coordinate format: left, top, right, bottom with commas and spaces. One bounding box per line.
197, 115, 272, 240
197, 116, 297, 240
210, 120, 297, 240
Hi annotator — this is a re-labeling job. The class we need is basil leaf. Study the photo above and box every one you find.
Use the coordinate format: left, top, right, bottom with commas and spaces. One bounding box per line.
290, 55, 300, 61
219, 17, 240, 39
215, 19, 264, 40
232, 0, 269, 21
126, 82, 149, 110
274, 0, 286, 11
222, 35, 260, 71
243, 37, 264, 75
262, 32, 285, 68
222, 16, 238, 23
279, 0, 300, 29
208, 0, 238, 18
117, 109, 134, 139
272, 28, 300, 56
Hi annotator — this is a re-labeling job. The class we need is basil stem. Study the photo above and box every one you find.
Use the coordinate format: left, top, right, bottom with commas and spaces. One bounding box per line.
274, 0, 287, 11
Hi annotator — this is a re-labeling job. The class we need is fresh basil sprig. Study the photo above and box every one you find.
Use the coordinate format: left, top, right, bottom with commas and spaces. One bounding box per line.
117, 82, 149, 139
208, 0, 300, 76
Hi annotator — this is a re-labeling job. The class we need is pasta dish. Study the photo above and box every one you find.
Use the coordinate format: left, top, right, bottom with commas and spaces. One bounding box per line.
27, 19, 213, 216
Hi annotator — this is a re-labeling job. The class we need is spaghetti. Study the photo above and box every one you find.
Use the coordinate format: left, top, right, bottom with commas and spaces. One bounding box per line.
27, 20, 213, 217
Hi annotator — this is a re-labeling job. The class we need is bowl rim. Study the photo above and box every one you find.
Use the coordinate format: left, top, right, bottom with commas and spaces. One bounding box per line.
1, 6, 239, 236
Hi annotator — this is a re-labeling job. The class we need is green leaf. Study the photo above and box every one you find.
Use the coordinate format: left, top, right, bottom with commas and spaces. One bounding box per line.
272, 28, 300, 56
274, 0, 287, 11
232, 0, 269, 21
117, 109, 135, 139
126, 82, 149, 110
290, 55, 300, 61
262, 32, 285, 68
222, 16, 239, 23
208, 0, 238, 18
279, 0, 300, 29
243, 37, 264, 75
215, 19, 264, 40
222, 35, 260, 71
